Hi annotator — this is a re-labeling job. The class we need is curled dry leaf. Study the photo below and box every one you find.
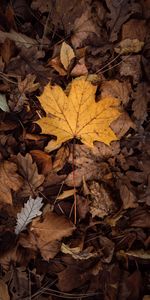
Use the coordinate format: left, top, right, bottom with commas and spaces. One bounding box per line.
0, 161, 23, 204
30, 150, 52, 175
30, 211, 75, 260
61, 243, 97, 260
36, 78, 121, 152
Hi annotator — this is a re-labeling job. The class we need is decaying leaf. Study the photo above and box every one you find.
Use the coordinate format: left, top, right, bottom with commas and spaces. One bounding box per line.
0, 161, 23, 204
30, 211, 75, 260
60, 42, 75, 70
115, 39, 144, 54
15, 196, 44, 235
36, 78, 121, 151
89, 182, 115, 218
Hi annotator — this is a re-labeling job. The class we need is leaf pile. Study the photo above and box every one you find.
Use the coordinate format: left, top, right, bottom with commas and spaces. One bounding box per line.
0, 0, 150, 299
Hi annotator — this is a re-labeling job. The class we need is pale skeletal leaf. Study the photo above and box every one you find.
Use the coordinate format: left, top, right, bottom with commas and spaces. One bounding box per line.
15, 196, 43, 234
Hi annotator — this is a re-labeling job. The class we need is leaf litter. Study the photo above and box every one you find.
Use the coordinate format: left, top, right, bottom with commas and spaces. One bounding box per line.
0, 1, 150, 299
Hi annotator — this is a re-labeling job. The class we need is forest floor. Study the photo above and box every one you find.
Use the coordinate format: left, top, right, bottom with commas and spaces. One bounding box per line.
0, 0, 150, 299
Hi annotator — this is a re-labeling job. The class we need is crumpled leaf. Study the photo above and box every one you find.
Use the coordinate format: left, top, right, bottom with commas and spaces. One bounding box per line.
60, 42, 75, 70
36, 78, 121, 152
89, 182, 115, 218
15, 196, 43, 235
115, 39, 144, 54
61, 243, 97, 260
30, 211, 75, 260
0, 161, 23, 204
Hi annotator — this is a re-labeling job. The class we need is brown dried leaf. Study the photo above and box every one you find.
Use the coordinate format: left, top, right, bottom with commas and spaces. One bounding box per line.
71, 58, 88, 77
12, 153, 44, 197
120, 185, 138, 209
71, 9, 97, 48
119, 55, 141, 84
18, 74, 39, 94
122, 19, 146, 42
111, 112, 135, 139
132, 83, 150, 124
101, 79, 131, 105
89, 182, 115, 218
30, 150, 52, 175
0, 161, 23, 204
30, 211, 75, 260
0, 280, 10, 300
1, 38, 16, 65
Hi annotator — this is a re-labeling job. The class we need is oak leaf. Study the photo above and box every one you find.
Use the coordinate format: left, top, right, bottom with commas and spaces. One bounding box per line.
15, 196, 44, 235
11, 153, 45, 198
36, 78, 121, 152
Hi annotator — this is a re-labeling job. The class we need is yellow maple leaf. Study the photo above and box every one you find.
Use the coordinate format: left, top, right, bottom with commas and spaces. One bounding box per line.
36, 78, 122, 151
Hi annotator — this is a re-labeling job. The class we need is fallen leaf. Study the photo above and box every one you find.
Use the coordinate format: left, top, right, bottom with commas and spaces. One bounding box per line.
111, 113, 135, 139
101, 79, 131, 105
0, 279, 10, 300
71, 9, 97, 48
0, 94, 10, 112
60, 42, 75, 70
57, 265, 89, 292
48, 57, 67, 76
56, 189, 75, 200
0, 161, 23, 204
132, 83, 150, 124
122, 19, 146, 42
65, 144, 112, 187
15, 196, 44, 234
120, 185, 138, 209
119, 55, 141, 84
106, 0, 141, 41
53, 145, 69, 172
61, 243, 97, 260
71, 57, 88, 76
11, 153, 44, 198
115, 39, 144, 54
89, 182, 115, 218
36, 78, 121, 152
1, 38, 16, 65
0, 29, 38, 48
30, 150, 52, 175
18, 74, 39, 94
30, 211, 75, 260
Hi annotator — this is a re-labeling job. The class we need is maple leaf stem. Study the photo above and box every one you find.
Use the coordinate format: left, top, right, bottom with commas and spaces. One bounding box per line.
70, 138, 77, 224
